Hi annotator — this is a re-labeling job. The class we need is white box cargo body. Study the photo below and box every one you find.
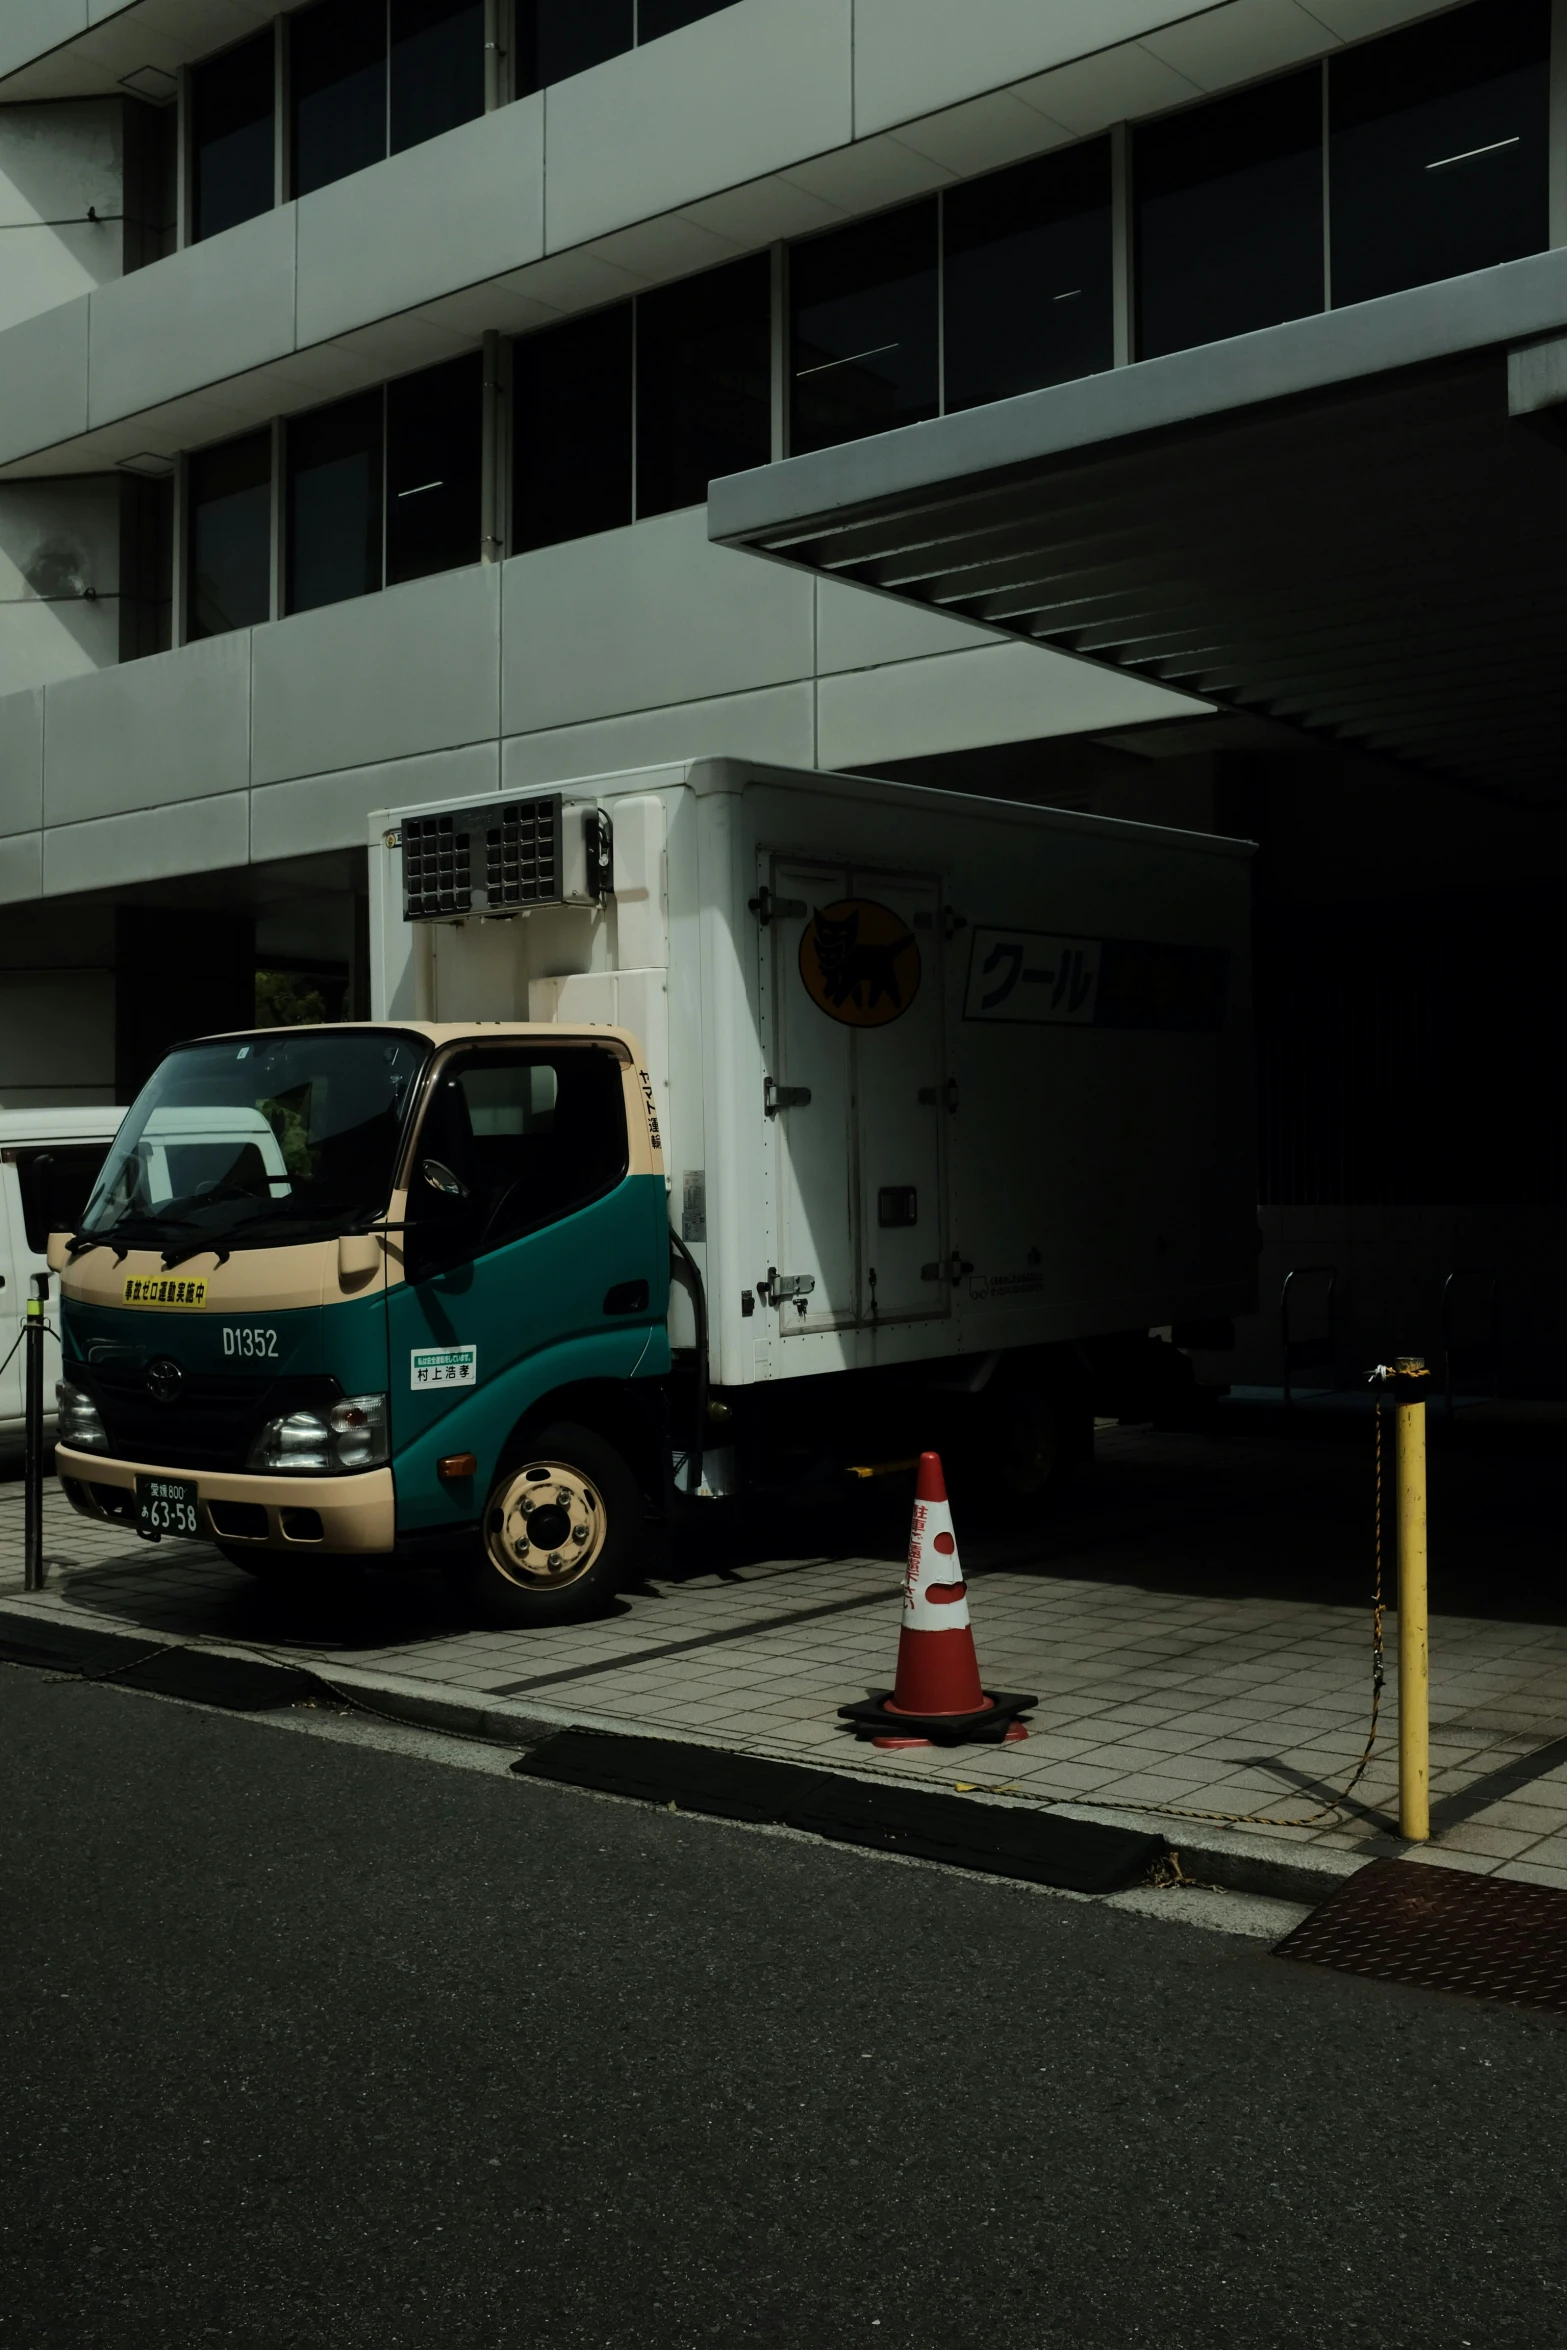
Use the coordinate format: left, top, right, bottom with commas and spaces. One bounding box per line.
369, 759, 1255, 1392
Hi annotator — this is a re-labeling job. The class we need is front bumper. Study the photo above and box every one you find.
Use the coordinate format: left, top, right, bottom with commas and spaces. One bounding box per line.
55, 1446, 396, 1555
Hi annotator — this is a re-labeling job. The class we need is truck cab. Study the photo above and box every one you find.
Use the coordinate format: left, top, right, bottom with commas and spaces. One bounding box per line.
52, 1020, 671, 1625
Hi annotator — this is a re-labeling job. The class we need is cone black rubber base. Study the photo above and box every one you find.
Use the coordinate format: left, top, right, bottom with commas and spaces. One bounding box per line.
838, 1689, 1038, 1745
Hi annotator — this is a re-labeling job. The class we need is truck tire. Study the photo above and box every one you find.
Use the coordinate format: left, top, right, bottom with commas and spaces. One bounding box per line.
985, 1389, 1067, 1521
464, 1421, 643, 1629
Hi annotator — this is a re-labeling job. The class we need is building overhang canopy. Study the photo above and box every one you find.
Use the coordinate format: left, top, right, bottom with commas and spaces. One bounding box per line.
710, 248, 1567, 805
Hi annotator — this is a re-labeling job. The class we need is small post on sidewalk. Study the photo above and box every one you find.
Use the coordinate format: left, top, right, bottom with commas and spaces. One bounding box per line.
1393, 1355, 1430, 1843
23, 1269, 49, 1593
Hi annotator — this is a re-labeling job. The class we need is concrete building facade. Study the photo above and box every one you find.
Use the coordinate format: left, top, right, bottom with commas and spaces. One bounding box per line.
2, 0, 1565, 1387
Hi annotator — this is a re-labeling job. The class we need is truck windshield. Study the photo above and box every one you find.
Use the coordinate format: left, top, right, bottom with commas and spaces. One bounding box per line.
78, 1029, 430, 1253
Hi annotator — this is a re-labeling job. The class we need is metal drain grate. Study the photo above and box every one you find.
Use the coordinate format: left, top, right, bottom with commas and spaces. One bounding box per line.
1275, 1859, 1567, 2016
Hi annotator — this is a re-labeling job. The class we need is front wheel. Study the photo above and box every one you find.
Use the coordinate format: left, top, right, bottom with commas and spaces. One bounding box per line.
461, 1421, 645, 1629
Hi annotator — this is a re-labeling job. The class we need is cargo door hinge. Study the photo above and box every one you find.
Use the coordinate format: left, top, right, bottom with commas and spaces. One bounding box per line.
748, 888, 807, 927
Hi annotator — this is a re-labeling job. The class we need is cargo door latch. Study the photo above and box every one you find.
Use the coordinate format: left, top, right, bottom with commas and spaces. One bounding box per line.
758, 1269, 816, 1307
764, 1076, 812, 1116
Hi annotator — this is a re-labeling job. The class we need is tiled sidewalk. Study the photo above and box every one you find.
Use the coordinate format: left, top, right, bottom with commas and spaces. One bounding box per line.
6, 1426, 1567, 1885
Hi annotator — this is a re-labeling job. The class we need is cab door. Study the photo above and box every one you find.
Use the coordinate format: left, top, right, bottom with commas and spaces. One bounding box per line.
386, 1043, 666, 1530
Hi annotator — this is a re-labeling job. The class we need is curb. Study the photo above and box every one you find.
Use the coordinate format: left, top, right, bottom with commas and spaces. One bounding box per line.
0, 1598, 1379, 1904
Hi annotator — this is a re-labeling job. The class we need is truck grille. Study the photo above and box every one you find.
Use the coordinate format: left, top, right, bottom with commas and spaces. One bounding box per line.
79, 1363, 344, 1474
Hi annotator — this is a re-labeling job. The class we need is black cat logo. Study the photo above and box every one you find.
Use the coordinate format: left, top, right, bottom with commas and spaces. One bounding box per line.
799, 900, 921, 1028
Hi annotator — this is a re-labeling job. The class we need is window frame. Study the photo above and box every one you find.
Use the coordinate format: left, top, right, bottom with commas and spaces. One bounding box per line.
399, 1039, 632, 1279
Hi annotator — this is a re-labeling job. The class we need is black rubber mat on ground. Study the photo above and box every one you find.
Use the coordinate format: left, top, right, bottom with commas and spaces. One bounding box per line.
1275, 1858, 1567, 2016
513, 1730, 1164, 1894
0, 1614, 315, 1712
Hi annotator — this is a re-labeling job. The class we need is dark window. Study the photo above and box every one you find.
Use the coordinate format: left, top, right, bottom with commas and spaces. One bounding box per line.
190, 30, 275, 241
14, 1146, 113, 1253
512, 305, 634, 552
638, 0, 734, 39
1330, 0, 1549, 310
123, 96, 178, 269
408, 1049, 629, 1276
119, 475, 174, 661
291, 0, 387, 198
187, 430, 273, 639
387, 353, 484, 585
390, 0, 484, 154
944, 140, 1114, 410
515, 0, 633, 93
1135, 67, 1324, 360
286, 391, 384, 614
637, 255, 772, 517
790, 200, 939, 456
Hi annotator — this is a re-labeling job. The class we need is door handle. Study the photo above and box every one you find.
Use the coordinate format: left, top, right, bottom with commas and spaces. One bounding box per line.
603, 1280, 650, 1316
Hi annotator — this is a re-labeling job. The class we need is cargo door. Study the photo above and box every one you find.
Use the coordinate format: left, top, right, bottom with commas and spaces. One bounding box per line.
846, 870, 947, 1325
765, 862, 859, 1332
765, 861, 947, 1335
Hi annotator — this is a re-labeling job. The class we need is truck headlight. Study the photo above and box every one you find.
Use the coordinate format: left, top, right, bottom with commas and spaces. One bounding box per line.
56, 1380, 108, 1454
247, 1394, 389, 1475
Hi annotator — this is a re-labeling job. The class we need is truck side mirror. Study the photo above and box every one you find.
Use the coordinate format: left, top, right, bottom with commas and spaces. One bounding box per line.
420, 1158, 471, 1200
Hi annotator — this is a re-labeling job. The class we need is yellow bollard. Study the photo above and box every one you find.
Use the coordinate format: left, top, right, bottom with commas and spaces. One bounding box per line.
1394, 1356, 1430, 1843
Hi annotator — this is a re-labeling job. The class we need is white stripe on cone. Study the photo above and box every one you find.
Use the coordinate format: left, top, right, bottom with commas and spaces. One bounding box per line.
902, 1492, 971, 1632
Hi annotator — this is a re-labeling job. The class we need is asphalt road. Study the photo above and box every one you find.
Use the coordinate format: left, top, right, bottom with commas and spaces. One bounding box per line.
4, 1675, 1567, 2350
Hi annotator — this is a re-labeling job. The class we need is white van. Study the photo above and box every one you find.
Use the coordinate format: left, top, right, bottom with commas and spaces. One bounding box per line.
1, 1106, 124, 1458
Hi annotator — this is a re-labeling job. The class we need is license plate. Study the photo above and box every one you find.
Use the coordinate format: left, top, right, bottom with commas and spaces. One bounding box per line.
136, 1476, 200, 1541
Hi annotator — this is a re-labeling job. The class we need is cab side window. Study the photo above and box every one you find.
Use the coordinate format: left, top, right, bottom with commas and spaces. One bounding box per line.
13, 1145, 112, 1251
409, 1049, 628, 1275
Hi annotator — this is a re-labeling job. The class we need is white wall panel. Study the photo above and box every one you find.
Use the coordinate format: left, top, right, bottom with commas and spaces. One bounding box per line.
0, 830, 41, 902
852, 0, 1215, 137
782, 132, 955, 213
0, 476, 120, 698
0, 3, 87, 82
1278, 0, 1440, 36
502, 681, 815, 791
815, 578, 995, 673
502, 510, 814, 734
890, 89, 1076, 179
86, 204, 295, 428
250, 741, 500, 863
295, 98, 544, 347
0, 595, 118, 699
817, 639, 1205, 770
42, 790, 249, 896
1013, 43, 1202, 136
0, 99, 123, 329
1140, 1, 1345, 89
251, 563, 501, 787
43, 629, 251, 823
0, 299, 88, 466
0, 688, 43, 836
546, 0, 852, 252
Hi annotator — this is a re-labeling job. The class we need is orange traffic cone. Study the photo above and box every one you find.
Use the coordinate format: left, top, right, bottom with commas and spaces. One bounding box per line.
839, 1452, 1036, 1748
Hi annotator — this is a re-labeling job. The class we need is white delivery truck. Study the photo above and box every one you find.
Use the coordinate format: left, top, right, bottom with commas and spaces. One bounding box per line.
54, 759, 1252, 1625
1, 1107, 123, 1459
373, 759, 1252, 1543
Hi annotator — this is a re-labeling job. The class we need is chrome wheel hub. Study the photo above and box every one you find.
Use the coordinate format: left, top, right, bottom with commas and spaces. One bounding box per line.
487, 1462, 605, 1588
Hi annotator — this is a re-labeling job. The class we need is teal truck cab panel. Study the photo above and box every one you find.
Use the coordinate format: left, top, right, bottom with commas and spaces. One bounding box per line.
389, 1168, 671, 1531
51, 1021, 671, 1565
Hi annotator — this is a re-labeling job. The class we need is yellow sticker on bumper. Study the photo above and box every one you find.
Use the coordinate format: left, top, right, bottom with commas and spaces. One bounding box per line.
122, 1275, 209, 1309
